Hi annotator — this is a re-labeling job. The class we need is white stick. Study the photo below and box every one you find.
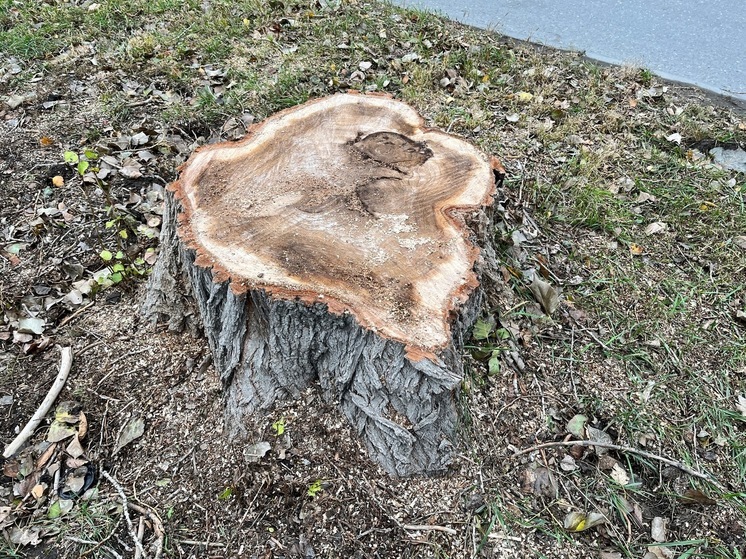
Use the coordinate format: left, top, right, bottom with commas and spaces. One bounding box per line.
101, 470, 148, 559
3, 346, 73, 458
134, 516, 145, 559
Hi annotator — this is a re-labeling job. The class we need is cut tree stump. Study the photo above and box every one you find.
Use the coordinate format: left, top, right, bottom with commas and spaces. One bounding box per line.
143, 93, 503, 476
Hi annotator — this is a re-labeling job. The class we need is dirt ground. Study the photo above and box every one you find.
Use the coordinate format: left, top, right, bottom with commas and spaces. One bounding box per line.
1, 1, 746, 558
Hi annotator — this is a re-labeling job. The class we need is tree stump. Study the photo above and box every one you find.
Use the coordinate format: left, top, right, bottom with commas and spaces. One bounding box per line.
143, 93, 503, 476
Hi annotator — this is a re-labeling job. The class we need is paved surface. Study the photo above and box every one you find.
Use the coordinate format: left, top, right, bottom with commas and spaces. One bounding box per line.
394, 0, 746, 103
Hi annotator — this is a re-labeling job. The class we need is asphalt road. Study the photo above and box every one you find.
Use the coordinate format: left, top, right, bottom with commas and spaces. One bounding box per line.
394, 0, 746, 103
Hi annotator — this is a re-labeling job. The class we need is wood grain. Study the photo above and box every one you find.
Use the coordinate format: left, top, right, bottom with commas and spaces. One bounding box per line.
172, 93, 497, 356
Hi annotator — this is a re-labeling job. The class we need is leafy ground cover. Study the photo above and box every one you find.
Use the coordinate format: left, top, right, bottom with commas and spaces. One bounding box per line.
1, 0, 745, 557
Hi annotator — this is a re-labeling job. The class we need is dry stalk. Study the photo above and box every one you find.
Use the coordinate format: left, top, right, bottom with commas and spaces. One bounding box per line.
3, 346, 73, 458
512, 440, 728, 493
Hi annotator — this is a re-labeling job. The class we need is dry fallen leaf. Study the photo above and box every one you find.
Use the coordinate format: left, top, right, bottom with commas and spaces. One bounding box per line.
563, 511, 606, 532
244, 441, 272, 463
17, 317, 45, 335
635, 192, 658, 204
0, 506, 11, 527
35, 442, 58, 471
9, 525, 42, 546
560, 454, 578, 471
610, 463, 630, 485
529, 276, 560, 315
566, 414, 587, 438
586, 426, 613, 456
30, 483, 45, 499
60, 465, 90, 497
47, 421, 77, 443
520, 466, 557, 498
119, 165, 143, 179
55, 401, 82, 424
131, 131, 149, 146
113, 416, 145, 455
646, 545, 675, 559
679, 488, 716, 505
78, 412, 88, 439
6, 94, 25, 109
644, 222, 667, 236
651, 516, 667, 542
3, 459, 20, 479
144, 248, 158, 265
597, 454, 620, 471
66, 434, 85, 459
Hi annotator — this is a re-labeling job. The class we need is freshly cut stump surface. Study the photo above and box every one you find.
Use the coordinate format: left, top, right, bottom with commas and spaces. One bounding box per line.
144, 93, 502, 475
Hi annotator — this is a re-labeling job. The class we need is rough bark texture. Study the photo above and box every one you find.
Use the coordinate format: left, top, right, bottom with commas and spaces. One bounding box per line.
143, 93, 502, 476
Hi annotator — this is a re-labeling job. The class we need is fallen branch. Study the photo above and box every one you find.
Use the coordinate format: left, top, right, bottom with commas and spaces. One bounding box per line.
101, 470, 148, 559
3, 346, 73, 458
511, 440, 727, 493
128, 502, 165, 559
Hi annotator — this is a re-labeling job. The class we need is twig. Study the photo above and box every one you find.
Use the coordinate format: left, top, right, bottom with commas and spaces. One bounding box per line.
358, 474, 459, 538
53, 466, 61, 496
511, 440, 727, 492
531, 373, 546, 419
80, 512, 121, 557
77, 340, 105, 357
569, 326, 578, 401
128, 502, 165, 559
402, 524, 458, 536
3, 346, 73, 458
127, 99, 155, 108
87, 388, 120, 402
179, 540, 225, 548
488, 533, 522, 542
66, 536, 99, 545
57, 302, 95, 328
101, 470, 148, 559
134, 517, 145, 559
578, 327, 612, 351
569, 315, 612, 352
